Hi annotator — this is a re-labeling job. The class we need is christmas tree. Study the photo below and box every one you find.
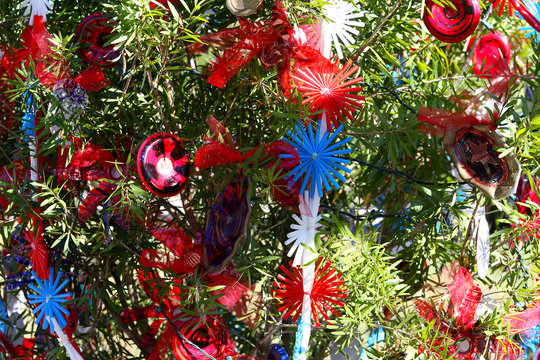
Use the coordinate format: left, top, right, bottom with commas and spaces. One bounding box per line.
1, 0, 540, 359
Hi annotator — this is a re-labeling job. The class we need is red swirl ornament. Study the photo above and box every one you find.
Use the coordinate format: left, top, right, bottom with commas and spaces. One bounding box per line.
472, 32, 511, 77
75, 13, 120, 68
423, 0, 481, 43
137, 133, 190, 197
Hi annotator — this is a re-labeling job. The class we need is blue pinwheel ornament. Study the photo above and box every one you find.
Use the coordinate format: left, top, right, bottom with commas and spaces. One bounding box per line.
282, 122, 353, 198
28, 268, 71, 332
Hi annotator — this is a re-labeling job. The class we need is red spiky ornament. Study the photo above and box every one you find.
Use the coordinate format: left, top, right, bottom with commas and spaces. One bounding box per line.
24, 220, 49, 280
273, 259, 347, 327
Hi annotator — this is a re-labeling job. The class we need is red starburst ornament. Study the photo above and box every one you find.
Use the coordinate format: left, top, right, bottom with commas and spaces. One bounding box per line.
415, 262, 521, 360
488, 0, 516, 16
24, 220, 49, 280
273, 259, 347, 327
292, 59, 364, 130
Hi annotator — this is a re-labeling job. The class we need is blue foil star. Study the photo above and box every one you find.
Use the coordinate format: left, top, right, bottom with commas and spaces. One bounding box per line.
518, 0, 540, 42
28, 268, 71, 332
282, 122, 353, 198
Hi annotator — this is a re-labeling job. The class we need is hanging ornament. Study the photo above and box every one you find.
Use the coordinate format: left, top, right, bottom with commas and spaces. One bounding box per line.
292, 59, 364, 130
317, 0, 365, 59
285, 191, 321, 267
203, 174, 251, 273
226, 0, 263, 16
517, 0, 540, 38
267, 344, 289, 360
488, 0, 516, 16
282, 122, 353, 198
472, 32, 511, 77
423, 0, 481, 43
137, 133, 191, 197
172, 315, 237, 360
75, 13, 120, 68
28, 268, 71, 332
273, 259, 347, 328
53, 79, 89, 116
442, 126, 520, 199
21, 0, 52, 25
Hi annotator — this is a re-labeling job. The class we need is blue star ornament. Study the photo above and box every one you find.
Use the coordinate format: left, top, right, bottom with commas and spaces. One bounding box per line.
28, 268, 71, 332
282, 122, 353, 198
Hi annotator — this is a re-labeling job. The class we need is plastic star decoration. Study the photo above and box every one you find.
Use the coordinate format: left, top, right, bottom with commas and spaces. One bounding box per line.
28, 268, 71, 333
21, 0, 53, 25
282, 121, 353, 198
318, 0, 365, 59
285, 191, 322, 267
292, 60, 364, 130
273, 259, 347, 328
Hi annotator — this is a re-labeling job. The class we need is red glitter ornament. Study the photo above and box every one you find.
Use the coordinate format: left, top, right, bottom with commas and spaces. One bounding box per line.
273, 259, 347, 328
292, 59, 364, 130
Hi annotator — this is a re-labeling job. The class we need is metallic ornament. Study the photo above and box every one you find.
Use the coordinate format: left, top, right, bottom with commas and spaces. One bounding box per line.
423, 0, 481, 43
75, 13, 120, 67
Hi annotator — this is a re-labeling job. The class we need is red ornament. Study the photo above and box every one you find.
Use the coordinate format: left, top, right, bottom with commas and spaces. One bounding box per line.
472, 32, 511, 77
273, 259, 347, 327
292, 59, 364, 130
415, 262, 521, 360
423, 0, 481, 43
23, 219, 49, 280
487, 0, 516, 16
75, 13, 120, 68
137, 133, 191, 197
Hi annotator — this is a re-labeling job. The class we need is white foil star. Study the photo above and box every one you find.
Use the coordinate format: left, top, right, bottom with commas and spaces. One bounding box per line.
318, 0, 365, 59
285, 192, 322, 266
21, 0, 52, 25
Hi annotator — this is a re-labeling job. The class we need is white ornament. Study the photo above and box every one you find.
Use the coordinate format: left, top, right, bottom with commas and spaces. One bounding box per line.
49, 317, 84, 360
21, 0, 53, 26
318, 0, 365, 59
474, 207, 490, 279
285, 191, 321, 267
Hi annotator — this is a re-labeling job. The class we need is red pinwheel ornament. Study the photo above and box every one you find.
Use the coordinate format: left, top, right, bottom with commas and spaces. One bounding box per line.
292, 59, 364, 130
273, 259, 347, 328
415, 262, 521, 360
23, 219, 49, 280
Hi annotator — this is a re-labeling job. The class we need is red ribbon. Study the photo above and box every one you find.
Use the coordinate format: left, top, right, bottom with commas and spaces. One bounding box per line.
190, 1, 334, 93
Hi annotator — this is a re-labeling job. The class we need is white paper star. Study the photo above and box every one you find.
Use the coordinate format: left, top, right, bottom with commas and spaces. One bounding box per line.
285, 192, 322, 267
318, 0, 365, 59
21, 0, 53, 26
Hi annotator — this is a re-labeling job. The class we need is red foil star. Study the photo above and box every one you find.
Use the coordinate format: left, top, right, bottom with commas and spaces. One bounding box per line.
273, 259, 347, 327
292, 59, 364, 130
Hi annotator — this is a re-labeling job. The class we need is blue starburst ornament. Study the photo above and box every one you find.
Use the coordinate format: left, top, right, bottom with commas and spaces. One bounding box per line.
28, 268, 71, 332
282, 122, 353, 198
0, 299, 7, 333
518, 0, 540, 42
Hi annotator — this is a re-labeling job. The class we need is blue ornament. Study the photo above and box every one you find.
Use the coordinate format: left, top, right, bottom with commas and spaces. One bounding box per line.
282, 122, 353, 198
21, 89, 35, 138
518, 0, 540, 42
28, 268, 72, 333
268, 344, 289, 360
53, 79, 89, 116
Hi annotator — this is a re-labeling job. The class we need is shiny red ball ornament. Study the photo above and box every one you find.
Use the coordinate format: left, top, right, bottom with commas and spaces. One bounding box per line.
423, 0, 481, 43
137, 133, 190, 197
75, 13, 120, 68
